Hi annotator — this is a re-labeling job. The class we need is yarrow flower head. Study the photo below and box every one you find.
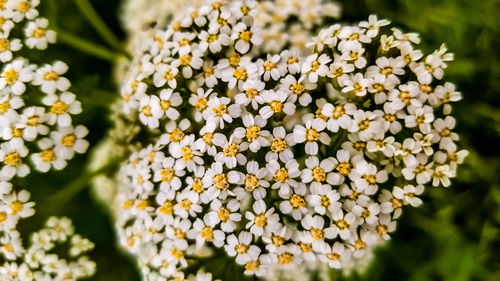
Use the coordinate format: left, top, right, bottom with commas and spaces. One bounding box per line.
0, 1, 93, 279
114, 0, 466, 279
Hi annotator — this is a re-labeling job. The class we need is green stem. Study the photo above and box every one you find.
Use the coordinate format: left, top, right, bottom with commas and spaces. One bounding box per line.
73, 0, 124, 53
50, 160, 119, 214
56, 29, 118, 62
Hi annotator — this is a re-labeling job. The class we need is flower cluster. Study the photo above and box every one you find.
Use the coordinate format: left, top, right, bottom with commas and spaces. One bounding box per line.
115, 0, 466, 279
0, 216, 95, 280
0, 1, 93, 279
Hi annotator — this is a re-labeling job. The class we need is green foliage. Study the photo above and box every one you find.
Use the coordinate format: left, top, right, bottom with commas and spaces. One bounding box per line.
20, 0, 499, 280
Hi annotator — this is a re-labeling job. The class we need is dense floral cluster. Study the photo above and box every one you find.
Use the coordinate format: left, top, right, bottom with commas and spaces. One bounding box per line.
0, 216, 95, 280
0, 0, 93, 279
115, 0, 466, 279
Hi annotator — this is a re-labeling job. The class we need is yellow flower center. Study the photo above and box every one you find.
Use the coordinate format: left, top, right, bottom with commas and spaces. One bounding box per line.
263, 61, 276, 71
336, 161, 352, 176
246, 125, 260, 141
363, 174, 377, 184
278, 253, 293, 265
43, 71, 59, 81
41, 149, 55, 162
239, 30, 252, 42
0, 38, 9, 52
179, 54, 192, 66
62, 134, 76, 147
245, 174, 258, 191
312, 167, 326, 182
310, 228, 324, 240
159, 200, 173, 214
181, 146, 194, 161
169, 129, 184, 142
290, 194, 305, 208
274, 168, 288, 182
4, 152, 21, 167
305, 129, 319, 142
33, 28, 46, 38
223, 143, 239, 157
235, 243, 248, 254
218, 207, 231, 222
10, 201, 23, 215
160, 168, 175, 182
310, 60, 321, 72
51, 101, 69, 115
212, 104, 228, 117
271, 138, 287, 153
192, 178, 204, 193
233, 67, 248, 81
180, 198, 192, 210
270, 100, 283, 112
213, 174, 229, 190
200, 226, 214, 241
290, 82, 304, 96
4, 69, 18, 85
358, 119, 370, 131
254, 213, 267, 227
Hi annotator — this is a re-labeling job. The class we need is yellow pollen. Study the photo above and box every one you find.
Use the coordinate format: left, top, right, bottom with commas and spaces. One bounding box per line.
270, 101, 283, 112
181, 146, 194, 161
287, 56, 298, 65
233, 67, 248, 81
278, 253, 293, 265
336, 161, 352, 176
244, 174, 258, 191
0, 38, 9, 52
160, 168, 175, 182
376, 224, 388, 236
320, 195, 330, 207
290, 82, 304, 96
271, 138, 287, 152
192, 178, 204, 193
336, 219, 349, 230
10, 201, 23, 215
310, 60, 320, 71
179, 54, 192, 66
171, 247, 184, 260
312, 167, 326, 182
159, 200, 173, 214
246, 88, 259, 98
136, 199, 148, 210
160, 100, 171, 110
212, 104, 228, 117
4, 68, 18, 84
40, 149, 55, 162
51, 101, 69, 115
12, 127, 22, 138
305, 129, 319, 142
180, 198, 192, 210
327, 252, 340, 261
254, 213, 267, 227
239, 30, 252, 42
380, 66, 393, 76
218, 207, 230, 222
195, 97, 207, 111
310, 228, 324, 240
358, 119, 370, 131
207, 33, 219, 43
354, 240, 366, 250
274, 168, 288, 182
0, 101, 10, 114
245, 260, 260, 272
271, 235, 285, 246
62, 134, 76, 147
17, 1, 30, 12
202, 133, 213, 145
290, 194, 305, 208
363, 174, 377, 184
229, 52, 241, 67
213, 174, 229, 190
300, 242, 312, 253
263, 60, 276, 71
32, 28, 46, 38
43, 71, 59, 81
223, 143, 239, 157
4, 152, 21, 167
235, 243, 248, 254
200, 226, 214, 240
246, 125, 261, 141
169, 128, 184, 142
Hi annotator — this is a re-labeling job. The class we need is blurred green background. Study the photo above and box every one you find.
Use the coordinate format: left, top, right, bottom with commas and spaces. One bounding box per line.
20, 0, 500, 280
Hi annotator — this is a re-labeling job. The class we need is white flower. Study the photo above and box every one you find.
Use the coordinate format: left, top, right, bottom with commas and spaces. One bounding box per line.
213, 133, 247, 168
405, 105, 434, 134
172, 49, 203, 78
259, 89, 295, 119
322, 102, 356, 132
158, 89, 182, 120
24, 17, 56, 49
350, 161, 388, 194
32, 61, 70, 95
281, 74, 315, 106
359, 15, 390, 38
42, 92, 82, 127
233, 114, 270, 152
325, 209, 357, 240
232, 22, 262, 54
0, 59, 33, 95
0, 35, 22, 63
203, 96, 241, 131
0, 142, 29, 179
301, 156, 338, 190
301, 53, 331, 83
207, 199, 241, 232
245, 200, 279, 236
153, 157, 184, 191
339, 73, 370, 97
257, 54, 286, 81
31, 138, 67, 172
8, 0, 40, 21
267, 159, 300, 196
318, 242, 350, 269
50, 125, 89, 159
293, 119, 330, 155
138, 95, 162, 128
190, 215, 225, 248
153, 63, 179, 88
307, 184, 341, 215
233, 160, 269, 200
234, 79, 265, 110
279, 183, 308, 220
3, 189, 35, 218
199, 27, 230, 53
265, 126, 295, 162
